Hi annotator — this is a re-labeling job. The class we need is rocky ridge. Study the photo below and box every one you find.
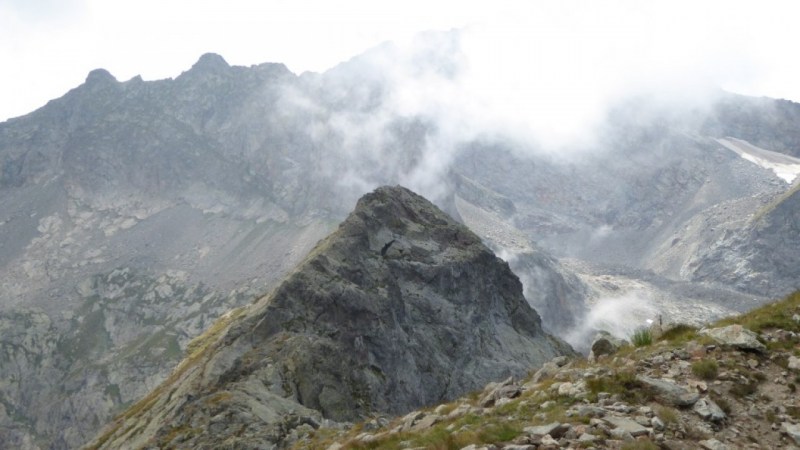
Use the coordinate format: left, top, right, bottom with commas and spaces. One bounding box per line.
85, 185, 574, 449
300, 292, 800, 450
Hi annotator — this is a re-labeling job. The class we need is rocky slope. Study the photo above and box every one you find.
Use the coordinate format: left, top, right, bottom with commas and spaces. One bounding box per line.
85, 185, 574, 449
299, 291, 800, 450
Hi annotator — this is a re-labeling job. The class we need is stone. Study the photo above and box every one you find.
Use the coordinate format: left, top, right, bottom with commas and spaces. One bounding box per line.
788, 356, 800, 370
551, 356, 570, 367
590, 331, 628, 357
401, 411, 425, 431
699, 438, 729, 450
502, 445, 536, 450
637, 376, 700, 406
412, 414, 441, 430
479, 378, 521, 407
557, 382, 575, 396
662, 440, 695, 450
651, 416, 665, 431
574, 405, 606, 417
609, 428, 635, 441
529, 362, 559, 384
699, 325, 766, 353
782, 422, 800, 445
687, 380, 708, 393
633, 415, 651, 427
578, 432, 599, 442
539, 434, 559, 447
524, 422, 570, 439
693, 398, 727, 423
605, 416, 650, 437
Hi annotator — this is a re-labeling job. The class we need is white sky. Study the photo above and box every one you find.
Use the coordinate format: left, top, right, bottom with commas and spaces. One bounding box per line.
2, 0, 800, 123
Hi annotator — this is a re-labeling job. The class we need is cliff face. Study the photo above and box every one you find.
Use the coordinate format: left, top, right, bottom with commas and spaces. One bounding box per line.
87, 186, 573, 449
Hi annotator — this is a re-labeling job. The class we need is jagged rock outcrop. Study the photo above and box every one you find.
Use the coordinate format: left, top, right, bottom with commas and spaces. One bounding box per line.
86, 186, 574, 449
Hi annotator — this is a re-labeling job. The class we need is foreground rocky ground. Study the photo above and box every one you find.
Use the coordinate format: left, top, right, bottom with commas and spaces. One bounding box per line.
295, 292, 800, 450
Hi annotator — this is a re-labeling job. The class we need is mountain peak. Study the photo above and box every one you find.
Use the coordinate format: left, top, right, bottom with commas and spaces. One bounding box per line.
88, 185, 573, 449
84, 68, 117, 85
190, 52, 230, 73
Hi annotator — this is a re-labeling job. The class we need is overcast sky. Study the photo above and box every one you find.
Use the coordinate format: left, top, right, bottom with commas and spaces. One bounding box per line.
2, 0, 800, 123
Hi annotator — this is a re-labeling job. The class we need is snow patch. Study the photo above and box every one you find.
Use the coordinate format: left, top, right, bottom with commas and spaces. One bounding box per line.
716, 137, 800, 183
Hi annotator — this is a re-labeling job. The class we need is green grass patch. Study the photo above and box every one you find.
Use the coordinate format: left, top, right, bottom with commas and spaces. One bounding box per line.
715, 291, 800, 333
658, 324, 699, 344
655, 405, 680, 426
621, 440, 659, 450
631, 327, 653, 347
691, 360, 719, 380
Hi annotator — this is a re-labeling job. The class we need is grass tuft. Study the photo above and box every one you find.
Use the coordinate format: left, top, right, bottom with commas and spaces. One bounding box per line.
630, 327, 653, 347
691, 360, 719, 380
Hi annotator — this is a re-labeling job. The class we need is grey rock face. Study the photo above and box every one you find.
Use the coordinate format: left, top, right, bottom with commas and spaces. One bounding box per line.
87, 185, 574, 449
637, 376, 700, 407
700, 325, 766, 353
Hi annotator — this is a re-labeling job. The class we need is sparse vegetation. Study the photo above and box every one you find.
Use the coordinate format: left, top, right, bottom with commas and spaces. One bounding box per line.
586, 370, 648, 403
655, 405, 680, 426
715, 291, 800, 333
631, 327, 653, 347
658, 324, 699, 344
730, 379, 759, 398
621, 440, 659, 450
691, 360, 719, 380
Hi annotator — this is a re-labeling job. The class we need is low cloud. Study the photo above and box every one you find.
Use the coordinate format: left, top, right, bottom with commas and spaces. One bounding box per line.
564, 291, 660, 352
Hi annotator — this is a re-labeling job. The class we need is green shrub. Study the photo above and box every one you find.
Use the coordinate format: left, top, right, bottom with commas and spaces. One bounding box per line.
691, 360, 719, 380
630, 327, 653, 347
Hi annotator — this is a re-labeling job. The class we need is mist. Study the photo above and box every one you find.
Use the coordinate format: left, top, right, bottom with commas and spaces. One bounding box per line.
265, 6, 782, 210
564, 291, 660, 353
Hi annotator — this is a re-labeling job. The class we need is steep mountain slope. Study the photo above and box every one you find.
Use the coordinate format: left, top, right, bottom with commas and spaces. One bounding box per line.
86, 186, 574, 449
684, 182, 800, 296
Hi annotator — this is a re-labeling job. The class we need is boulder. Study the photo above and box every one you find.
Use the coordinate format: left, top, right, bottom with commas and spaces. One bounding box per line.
693, 398, 726, 423
590, 331, 628, 358
782, 422, 800, 445
604, 416, 650, 437
524, 422, 570, 439
699, 438, 729, 450
699, 325, 766, 353
637, 376, 699, 406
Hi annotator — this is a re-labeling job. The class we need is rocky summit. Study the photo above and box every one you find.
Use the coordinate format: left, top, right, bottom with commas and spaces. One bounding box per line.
85, 185, 573, 449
